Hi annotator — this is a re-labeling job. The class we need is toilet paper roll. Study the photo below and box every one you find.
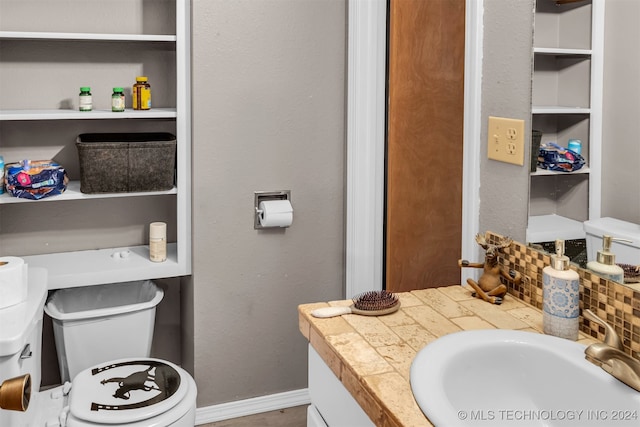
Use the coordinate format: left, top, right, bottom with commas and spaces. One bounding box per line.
0, 257, 28, 309
259, 200, 293, 228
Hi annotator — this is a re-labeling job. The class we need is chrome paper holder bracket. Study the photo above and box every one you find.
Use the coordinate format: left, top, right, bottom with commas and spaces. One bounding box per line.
254, 190, 291, 229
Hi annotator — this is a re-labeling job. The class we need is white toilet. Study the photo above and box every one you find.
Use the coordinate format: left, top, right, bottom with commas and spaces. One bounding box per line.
0, 268, 197, 427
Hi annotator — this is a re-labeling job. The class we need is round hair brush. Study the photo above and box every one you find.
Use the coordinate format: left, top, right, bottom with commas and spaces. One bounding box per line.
618, 263, 640, 283
311, 290, 400, 318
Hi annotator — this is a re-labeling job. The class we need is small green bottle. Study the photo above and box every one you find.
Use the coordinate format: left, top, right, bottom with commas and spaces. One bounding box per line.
111, 87, 125, 112
79, 87, 92, 111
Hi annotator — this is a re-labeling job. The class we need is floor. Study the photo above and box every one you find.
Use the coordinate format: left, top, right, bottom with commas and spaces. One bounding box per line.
200, 405, 308, 427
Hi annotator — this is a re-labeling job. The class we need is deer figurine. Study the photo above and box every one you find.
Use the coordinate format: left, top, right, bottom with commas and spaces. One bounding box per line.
458, 233, 522, 304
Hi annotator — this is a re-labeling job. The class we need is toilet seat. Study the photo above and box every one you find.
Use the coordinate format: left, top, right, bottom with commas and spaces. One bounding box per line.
70, 357, 189, 425
39, 357, 196, 427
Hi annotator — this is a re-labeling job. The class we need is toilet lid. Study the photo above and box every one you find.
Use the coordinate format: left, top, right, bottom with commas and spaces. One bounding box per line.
69, 358, 188, 425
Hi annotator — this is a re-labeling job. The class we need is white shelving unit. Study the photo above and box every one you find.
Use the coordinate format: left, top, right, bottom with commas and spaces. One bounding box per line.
0, 108, 177, 121
0, 0, 191, 289
0, 182, 178, 205
527, 0, 604, 243
0, 31, 177, 42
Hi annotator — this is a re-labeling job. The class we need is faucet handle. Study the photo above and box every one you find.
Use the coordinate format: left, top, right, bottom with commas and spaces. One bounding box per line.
583, 309, 624, 351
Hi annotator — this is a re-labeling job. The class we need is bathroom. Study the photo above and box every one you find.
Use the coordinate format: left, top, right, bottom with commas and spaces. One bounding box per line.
0, 0, 638, 426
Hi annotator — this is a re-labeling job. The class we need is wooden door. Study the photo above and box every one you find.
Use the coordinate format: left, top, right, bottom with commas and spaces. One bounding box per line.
386, 0, 465, 292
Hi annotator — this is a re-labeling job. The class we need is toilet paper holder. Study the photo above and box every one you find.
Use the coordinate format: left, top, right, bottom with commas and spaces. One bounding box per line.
254, 190, 292, 229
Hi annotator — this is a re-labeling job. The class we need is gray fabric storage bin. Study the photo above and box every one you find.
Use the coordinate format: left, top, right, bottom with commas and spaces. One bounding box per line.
76, 132, 176, 193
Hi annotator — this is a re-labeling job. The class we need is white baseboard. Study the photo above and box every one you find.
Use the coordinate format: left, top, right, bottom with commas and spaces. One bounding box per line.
195, 388, 311, 425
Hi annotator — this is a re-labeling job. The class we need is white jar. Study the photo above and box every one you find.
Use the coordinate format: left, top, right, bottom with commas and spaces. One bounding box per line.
149, 222, 167, 262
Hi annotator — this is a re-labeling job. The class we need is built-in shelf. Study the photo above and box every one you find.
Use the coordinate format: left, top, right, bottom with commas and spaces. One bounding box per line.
0, 181, 177, 205
23, 243, 185, 289
533, 47, 591, 56
532, 106, 591, 114
0, 108, 177, 121
0, 0, 192, 289
531, 166, 590, 176
526, 214, 586, 243
528, 0, 603, 242
0, 31, 176, 42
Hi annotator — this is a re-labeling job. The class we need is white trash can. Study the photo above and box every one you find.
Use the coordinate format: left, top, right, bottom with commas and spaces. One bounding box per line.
44, 280, 164, 382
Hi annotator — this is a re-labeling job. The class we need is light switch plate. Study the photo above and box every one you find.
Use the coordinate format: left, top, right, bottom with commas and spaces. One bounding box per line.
487, 116, 525, 166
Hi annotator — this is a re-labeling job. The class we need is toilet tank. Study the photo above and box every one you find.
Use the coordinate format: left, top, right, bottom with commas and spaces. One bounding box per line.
584, 218, 640, 265
0, 268, 47, 426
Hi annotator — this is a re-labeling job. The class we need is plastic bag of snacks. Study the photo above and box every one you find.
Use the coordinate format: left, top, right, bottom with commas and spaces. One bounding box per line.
537, 142, 585, 172
5, 160, 69, 200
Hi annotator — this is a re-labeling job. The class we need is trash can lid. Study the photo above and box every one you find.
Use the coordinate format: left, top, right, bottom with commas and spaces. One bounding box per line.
69, 358, 188, 425
44, 280, 163, 321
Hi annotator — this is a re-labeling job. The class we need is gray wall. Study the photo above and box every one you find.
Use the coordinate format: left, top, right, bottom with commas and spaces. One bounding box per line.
601, 0, 640, 223
190, 0, 346, 405
479, 0, 534, 243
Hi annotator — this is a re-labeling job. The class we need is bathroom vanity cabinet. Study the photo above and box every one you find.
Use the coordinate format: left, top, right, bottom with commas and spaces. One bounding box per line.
527, 0, 603, 243
307, 345, 374, 427
0, 0, 191, 288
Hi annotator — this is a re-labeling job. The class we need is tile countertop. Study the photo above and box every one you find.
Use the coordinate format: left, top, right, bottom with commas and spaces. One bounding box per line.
298, 285, 598, 427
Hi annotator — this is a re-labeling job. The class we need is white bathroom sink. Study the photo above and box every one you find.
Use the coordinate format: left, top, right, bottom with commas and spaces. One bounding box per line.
410, 329, 640, 426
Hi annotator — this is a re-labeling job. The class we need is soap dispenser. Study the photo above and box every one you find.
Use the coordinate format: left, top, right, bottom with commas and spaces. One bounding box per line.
586, 235, 627, 284
543, 239, 580, 341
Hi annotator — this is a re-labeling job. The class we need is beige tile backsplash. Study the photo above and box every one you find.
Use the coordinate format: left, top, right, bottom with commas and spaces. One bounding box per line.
488, 231, 640, 355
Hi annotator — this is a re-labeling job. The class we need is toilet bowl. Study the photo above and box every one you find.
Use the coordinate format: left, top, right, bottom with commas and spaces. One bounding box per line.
0, 268, 197, 427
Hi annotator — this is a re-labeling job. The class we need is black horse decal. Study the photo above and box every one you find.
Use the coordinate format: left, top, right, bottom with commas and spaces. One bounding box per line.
100, 366, 160, 400
90, 360, 181, 411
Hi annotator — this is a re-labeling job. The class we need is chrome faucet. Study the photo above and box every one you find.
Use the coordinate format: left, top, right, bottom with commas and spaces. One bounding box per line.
583, 309, 640, 392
